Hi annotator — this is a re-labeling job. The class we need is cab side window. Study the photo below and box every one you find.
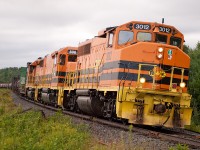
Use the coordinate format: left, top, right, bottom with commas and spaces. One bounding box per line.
30, 66, 35, 73
108, 32, 114, 47
39, 60, 44, 67
59, 54, 66, 65
170, 37, 182, 48
53, 55, 57, 66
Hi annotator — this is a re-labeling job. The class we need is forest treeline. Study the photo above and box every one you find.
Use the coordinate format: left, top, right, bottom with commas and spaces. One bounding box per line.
184, 42, 200, 124
0, 67, 21, 83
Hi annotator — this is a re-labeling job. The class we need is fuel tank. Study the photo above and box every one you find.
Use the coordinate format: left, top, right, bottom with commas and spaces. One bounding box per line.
27, 88, 35, 100
41, 93, 50, 103
76, 96, 103, 117
41, 92, 56, 104
27, 90, 34, 100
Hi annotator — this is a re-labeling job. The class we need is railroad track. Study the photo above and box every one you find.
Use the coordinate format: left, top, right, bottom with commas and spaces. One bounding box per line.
19, 95, 200, 149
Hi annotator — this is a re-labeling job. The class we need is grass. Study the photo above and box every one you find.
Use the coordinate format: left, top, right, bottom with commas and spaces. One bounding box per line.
185, 124, 200, 133
184, 108, 200, 133
0, 111, 91, 150
0, 89, 15, 115
0, 89, 194, 150
0, 89, 90, 150
169, 144, 189, 150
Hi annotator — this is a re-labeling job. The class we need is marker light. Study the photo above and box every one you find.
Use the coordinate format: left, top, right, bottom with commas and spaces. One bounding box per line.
158, 47, 164, 53
180, 82, 186, 88
140, 77, 146, 83
157, 53, 163, 59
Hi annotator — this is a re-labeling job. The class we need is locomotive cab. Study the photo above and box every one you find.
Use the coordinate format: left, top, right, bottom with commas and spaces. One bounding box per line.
26, 47, 78, 107
39, 47, 78, 106
106, 21, 192, 128
69, 21, 192, 128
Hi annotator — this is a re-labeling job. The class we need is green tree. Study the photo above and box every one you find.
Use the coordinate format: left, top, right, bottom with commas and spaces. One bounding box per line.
0, 67, 21, 83
183, 44, 192, 54
188, 42, 200, 124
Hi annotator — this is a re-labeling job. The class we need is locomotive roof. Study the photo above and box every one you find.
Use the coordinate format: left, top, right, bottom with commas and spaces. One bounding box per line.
79, 20, 183, 47
119, 20, 183, 36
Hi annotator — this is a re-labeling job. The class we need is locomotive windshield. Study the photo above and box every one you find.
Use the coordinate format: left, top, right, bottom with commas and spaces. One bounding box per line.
137, 32, 152, 41
155, 34, 167, 44
59, 54, 66, 65
118, 30, 134, 45
68, 55, 77, 62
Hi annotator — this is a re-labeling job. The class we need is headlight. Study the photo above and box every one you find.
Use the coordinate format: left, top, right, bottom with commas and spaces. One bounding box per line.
157, 53, 163, 59
140, 77, 146, 83
180, 82, 186, 88
158, 47, 164, 53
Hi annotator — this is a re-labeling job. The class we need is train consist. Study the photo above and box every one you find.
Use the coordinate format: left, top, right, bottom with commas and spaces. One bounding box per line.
24, 20, 192, 128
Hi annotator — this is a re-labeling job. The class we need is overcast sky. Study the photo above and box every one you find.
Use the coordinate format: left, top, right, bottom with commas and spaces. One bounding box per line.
0, 0, 199, 69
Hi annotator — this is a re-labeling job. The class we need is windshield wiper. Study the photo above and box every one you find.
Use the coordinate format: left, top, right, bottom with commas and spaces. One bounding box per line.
123, 38, 131, 45
130, 41, 137, 45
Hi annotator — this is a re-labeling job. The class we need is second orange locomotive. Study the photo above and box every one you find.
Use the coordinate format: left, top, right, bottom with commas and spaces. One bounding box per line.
26, 20, 192, 128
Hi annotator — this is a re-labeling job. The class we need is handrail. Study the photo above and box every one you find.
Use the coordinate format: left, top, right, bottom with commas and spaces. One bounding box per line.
96, 53, 105, 87
137, 64, 157, 89
137, 64, 185, 91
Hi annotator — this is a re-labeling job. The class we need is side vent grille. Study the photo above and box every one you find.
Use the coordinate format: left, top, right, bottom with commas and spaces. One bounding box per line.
78, 43, 91, 56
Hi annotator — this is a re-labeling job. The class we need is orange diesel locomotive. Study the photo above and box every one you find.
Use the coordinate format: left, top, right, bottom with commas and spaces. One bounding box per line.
26, 47, 77, 106
26, 20, 192, 128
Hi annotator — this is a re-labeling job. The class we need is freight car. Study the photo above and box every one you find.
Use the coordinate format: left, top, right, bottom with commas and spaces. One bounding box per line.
11, 76, 19, 92
11, 67, 27, 95
25, 20, 192, 128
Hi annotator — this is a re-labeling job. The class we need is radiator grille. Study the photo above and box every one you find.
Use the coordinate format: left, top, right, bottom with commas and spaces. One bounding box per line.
78, 43, 91, 56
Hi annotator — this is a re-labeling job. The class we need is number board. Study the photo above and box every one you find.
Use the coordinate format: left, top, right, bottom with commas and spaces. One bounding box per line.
134, 24, 151, 30
68, 50, 77, 55
159, 26, 171, 33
